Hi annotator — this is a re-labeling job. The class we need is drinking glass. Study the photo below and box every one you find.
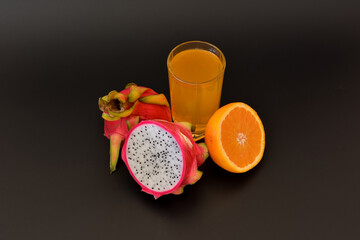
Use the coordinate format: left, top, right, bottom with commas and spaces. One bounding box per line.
167, 41, 226, 141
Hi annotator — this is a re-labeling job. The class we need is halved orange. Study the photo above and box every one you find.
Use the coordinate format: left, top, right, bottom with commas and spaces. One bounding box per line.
205, 102, 265, 173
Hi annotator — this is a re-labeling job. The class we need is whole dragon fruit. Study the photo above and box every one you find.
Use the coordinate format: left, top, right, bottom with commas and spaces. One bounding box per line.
99, 83, 171, 173
121, 120, 208, 199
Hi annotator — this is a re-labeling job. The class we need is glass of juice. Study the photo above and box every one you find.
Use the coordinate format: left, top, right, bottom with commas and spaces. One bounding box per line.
167, 41, 226, 141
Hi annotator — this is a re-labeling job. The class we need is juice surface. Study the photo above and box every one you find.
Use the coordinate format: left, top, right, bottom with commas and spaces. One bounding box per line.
168, 48, 224, 136
169, 49, 223, 83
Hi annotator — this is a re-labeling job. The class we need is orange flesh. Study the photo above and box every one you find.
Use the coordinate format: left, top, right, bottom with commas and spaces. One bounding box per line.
221, 107, 262, 168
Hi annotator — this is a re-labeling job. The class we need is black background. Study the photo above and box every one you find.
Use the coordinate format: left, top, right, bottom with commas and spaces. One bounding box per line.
1, 0, 360, 239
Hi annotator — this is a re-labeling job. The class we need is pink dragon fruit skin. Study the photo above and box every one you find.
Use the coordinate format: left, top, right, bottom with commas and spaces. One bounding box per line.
99, 84, 172, 173
121, 120, 208, 199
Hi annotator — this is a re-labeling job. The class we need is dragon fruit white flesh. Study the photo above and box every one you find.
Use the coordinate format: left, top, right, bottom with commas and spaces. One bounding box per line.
121, 120, 208, 199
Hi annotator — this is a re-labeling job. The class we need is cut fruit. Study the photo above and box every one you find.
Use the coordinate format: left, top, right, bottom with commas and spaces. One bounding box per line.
121, 120, 209, 199
205, 102, 265, 173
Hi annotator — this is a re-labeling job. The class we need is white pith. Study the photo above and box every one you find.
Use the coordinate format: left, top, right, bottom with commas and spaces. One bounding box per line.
236, 132, 247, 146
126, 124, 183, 192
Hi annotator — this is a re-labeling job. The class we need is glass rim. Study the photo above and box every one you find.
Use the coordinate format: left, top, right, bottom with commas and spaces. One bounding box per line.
167, 40, 226, 85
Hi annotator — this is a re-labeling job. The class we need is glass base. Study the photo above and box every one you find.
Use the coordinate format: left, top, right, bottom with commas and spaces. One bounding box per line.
192, 132, 205, 142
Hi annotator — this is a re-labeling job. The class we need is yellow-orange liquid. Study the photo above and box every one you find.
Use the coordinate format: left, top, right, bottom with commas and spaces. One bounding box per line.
168, 49, 224, 134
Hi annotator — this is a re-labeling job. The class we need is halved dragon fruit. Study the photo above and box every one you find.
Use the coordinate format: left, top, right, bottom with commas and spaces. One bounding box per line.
99, 83, 171, 173
121, 120, 208, 199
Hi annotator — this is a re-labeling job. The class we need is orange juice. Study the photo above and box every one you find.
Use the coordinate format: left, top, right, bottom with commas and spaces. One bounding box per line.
168, 45, 225, 138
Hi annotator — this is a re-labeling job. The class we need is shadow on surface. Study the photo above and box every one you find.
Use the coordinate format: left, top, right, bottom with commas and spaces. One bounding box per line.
133, 154, 264, 219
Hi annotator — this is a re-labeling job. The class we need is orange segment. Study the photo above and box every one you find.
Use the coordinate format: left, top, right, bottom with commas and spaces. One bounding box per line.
205, 102, 265, 173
